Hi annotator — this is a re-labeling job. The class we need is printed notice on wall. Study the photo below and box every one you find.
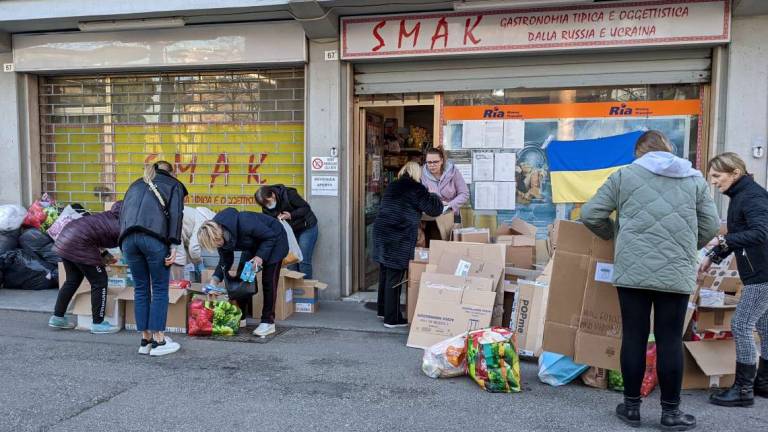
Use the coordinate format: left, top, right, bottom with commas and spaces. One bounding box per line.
455, 163, 472, 184
474, 182, 516, 210
503, 120, 525, 149
472, 152, 495, 181
311, 175, 338, 196
494, 152, 516, 182
484, 120, 504, 149
462, 121, 485, 149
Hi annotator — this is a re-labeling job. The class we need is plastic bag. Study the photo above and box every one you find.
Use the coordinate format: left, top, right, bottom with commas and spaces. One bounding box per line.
608, 370, 624, 392
581, 367, 608, 389
538, 352, 589, 387
23, 202, 46, 229
0, 250, 57, 290
467, 327, 521, 393
0, 205, 27, 232
18, 229, 59, 270
641, 343, 658, 397
46, 205, 83, 241
422, 333, 468, 379
280, 220, 303, 266
0, 229, 20, 255
187, 295, 241, 336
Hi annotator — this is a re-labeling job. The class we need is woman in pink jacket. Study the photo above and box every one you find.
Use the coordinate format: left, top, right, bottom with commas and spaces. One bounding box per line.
421, 148, 469, 243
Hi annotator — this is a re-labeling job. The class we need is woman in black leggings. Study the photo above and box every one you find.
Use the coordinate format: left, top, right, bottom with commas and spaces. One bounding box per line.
581, 131, 720, 431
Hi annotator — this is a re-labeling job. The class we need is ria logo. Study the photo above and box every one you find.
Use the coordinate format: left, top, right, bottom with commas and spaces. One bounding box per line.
609, 103, 633, 116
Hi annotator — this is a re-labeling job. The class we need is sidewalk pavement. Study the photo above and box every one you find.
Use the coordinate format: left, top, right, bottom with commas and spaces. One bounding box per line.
1, 308, 766, 432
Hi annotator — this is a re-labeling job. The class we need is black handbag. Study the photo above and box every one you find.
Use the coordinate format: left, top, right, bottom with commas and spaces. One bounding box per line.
223, 274, 256, 298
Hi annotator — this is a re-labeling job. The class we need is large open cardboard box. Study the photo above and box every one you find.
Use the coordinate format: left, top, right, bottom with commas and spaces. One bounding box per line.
682, 340, 736, 389
293, 278, 328, 313
118, 287, 189, 333
407, 260, 428, 323
70, 286, 125, 331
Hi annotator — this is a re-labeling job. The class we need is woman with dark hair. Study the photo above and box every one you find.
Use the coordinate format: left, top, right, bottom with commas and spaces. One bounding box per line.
48, 201, 124, 334
373, 162, 443, 328
701, 152, 768, 407
255, 185, 318, 278
120, 161, 187, 356
581, 130, 720, 431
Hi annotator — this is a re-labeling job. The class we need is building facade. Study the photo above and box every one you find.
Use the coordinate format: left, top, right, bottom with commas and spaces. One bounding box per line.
1, 0, 766, 300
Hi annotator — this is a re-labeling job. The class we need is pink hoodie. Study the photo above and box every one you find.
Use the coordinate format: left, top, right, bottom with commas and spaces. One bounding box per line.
421, 161, 470, 213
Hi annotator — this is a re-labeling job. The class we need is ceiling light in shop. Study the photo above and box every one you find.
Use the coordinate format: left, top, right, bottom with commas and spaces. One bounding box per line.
78, 17, 186, 33
453, 0, 594, 11
492, 89, 505, 97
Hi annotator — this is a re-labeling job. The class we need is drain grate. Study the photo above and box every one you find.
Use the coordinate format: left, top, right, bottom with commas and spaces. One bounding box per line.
192, 327, 291, 344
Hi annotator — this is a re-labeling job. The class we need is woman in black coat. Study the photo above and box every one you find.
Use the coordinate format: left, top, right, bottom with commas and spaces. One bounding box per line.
255, 184, 318, 278
373, 161, 443, 328
197, 208, 288, 337
701, 152, 768, 407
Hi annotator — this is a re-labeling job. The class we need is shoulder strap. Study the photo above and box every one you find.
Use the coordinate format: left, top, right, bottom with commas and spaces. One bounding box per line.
147, 181, 170, 219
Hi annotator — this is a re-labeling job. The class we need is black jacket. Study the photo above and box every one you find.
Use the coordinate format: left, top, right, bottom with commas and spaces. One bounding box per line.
262, 185, 317, 234
119, 170, 187, 246
713, 175, 768, 285
373, 175, 443, 270
212, 208, 289, 281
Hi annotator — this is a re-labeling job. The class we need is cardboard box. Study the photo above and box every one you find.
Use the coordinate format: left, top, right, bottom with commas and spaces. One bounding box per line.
293, 279, 328, 313
682, 340, 736, 389
118, 288, 189, 333
502, 245, 535, 269
407, 261, 428, 323
58, 262, 133, 290
497, 218, 537, 241
574, 259, 622, 371
454, 227, 491, 243
406, 273, 495, 349
429, 240, 506, 293
512, 280, 549, 357
71, 286, 125, 331
413, 247, 430, 264
274, 269, 304, 321
542, 220, 614, 360
422, 212, 455, 241
696, 305, 736, 332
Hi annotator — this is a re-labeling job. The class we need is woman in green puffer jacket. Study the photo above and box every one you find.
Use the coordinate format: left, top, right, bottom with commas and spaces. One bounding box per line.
581, 131, 720, 431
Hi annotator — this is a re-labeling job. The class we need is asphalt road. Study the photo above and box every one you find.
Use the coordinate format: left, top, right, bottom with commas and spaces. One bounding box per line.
1, 310, 766, 432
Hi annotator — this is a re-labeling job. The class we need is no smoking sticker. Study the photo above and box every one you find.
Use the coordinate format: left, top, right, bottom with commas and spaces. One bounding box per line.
310, 156, 338, 172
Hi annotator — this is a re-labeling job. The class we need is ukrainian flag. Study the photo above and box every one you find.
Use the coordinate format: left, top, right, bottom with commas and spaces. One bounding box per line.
546, 131, 641, 203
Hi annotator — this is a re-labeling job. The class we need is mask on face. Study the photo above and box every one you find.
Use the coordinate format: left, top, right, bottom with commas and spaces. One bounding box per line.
266, 200, 277, 210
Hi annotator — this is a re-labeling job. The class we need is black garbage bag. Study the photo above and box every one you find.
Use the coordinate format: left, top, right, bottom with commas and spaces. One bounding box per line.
18, 228, 59, 270
0, 250, 58, 290
0, 229, 20, 254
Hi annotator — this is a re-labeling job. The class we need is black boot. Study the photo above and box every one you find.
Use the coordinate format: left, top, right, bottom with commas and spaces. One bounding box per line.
755, 357, 768, 398
709, 362, 756, 407
660, 400, 696, 431
615, 396, 641, 428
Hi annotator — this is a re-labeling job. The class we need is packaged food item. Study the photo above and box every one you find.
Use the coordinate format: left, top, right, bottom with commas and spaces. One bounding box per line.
240, 261, 260, 283
422, 333, 468, 379
467, 327, 521, 393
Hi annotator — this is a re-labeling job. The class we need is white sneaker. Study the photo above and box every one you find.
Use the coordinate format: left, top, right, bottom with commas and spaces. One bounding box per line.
252, 323, 276, 337
138, 339, 153, 355
149, 337, 181, 356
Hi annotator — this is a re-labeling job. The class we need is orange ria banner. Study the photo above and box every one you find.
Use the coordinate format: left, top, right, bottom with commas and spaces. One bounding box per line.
443, 100, 701, 121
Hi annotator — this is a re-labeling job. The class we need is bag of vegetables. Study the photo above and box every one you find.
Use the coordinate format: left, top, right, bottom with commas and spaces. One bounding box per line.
188, 295, 242, 336
467, 327, 521, 393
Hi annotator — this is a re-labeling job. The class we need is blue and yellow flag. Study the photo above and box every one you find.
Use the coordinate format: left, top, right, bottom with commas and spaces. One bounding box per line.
546, 131, 641, 203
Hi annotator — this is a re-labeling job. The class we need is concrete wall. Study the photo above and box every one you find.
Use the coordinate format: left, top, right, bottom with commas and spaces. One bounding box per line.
0, 52, 22, 205
724, 15, 768, 187
306, 40, 344, 299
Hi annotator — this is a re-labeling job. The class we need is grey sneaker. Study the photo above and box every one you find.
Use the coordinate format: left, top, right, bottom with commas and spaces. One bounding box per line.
48, 315, 75, 329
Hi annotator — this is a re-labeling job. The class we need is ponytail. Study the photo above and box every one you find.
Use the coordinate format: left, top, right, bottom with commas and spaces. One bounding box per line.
144, 160, 174, 185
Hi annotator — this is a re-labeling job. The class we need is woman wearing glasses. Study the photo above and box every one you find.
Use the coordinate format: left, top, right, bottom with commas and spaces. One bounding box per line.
420, 148, 469, 243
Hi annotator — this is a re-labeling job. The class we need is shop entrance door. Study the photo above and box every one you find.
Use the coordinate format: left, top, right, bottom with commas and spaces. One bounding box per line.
351, 94, 441, 295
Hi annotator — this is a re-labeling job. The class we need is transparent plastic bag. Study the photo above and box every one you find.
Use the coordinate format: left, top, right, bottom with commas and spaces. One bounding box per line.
0, 205, 27, 232
280, 220, 303, 265
422, 333, 468, 379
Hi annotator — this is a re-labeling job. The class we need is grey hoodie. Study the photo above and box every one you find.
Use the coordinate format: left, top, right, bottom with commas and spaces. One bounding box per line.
633, 151, 702, 178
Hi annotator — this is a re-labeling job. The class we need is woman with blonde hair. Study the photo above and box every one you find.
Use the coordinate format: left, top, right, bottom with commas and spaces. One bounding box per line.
701, 152, 768, 407
372, 161, 443, 328
582, 130, 719, 430
197, 207, 288, 337
120, 160, 187, 356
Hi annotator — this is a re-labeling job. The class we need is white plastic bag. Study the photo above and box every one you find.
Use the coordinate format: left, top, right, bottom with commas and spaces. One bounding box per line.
0, 205, 27, 232
46, 205, 83, 241
422, 332, 468, 379
280, 220, 303, 264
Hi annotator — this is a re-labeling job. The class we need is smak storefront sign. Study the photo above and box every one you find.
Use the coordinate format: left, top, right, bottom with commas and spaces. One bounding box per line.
341, 0, 730, 59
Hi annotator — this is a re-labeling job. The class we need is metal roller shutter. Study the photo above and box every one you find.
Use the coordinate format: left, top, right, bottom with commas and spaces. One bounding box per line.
354, 48, 711, 94
39, 69, 305, 211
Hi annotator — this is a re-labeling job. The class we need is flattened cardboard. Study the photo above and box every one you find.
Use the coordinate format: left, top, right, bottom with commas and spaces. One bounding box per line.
429, 240, 506, 292
541, 251, 590, 357
512, 280, 549, 357
435, 251, 504, 290
553, 220, 613, 260
574, 258, 621, 370
406, 273, 495, 349
696, 305, 737, 332
407, 261, 428, 323
682, 340, 736, 389
502, 245, 535, 269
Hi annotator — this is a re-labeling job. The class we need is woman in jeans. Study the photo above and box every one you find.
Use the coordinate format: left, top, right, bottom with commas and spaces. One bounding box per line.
255, 185, 318, 278
120, 161, 187, 357
582, 131, 719, 431
48, 201, 123, 334
373, 161, 443, 328
197, 208, 288, 337
701, 152, 768, 407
